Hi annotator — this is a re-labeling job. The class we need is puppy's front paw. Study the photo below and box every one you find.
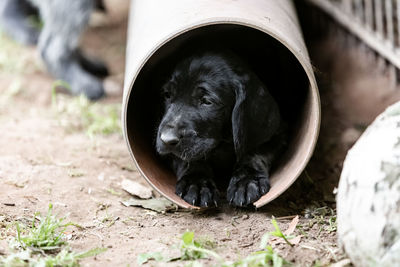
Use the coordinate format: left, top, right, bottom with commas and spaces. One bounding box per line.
227, 173, 270, 207
176, 177, 219, 207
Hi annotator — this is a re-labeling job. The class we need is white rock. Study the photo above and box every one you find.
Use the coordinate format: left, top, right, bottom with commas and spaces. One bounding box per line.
337, 101, 400, 267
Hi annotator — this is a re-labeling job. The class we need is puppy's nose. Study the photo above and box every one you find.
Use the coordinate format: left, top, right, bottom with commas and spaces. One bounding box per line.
160, 129, 180, 146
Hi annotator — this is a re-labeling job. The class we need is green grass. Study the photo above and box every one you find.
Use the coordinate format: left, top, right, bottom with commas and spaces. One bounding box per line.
137, 225, 292, 267
267, 218, 294, 247
227, 245, 287, 267
15, 204, 71, 251
179, 231, 223, 262
0, 204, 106, 267
1, 247, 106, 267
137, 252, 164, 266
303, 205, 337, 235
51, 88, 122, 138
0, 30, 41, 75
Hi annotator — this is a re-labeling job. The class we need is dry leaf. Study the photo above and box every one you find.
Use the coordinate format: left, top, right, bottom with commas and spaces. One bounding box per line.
288, 235, 302, 245
121, 179, 152, 199
121, 198, 177, 213
284, 215, 299, 236
270, 215, 302, 246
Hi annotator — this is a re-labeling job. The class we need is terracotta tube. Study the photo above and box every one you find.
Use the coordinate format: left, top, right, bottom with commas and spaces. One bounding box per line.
122, 0, 320, 209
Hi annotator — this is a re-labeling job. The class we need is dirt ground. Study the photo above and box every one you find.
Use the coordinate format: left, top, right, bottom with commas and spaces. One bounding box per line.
1, 2, 400, 267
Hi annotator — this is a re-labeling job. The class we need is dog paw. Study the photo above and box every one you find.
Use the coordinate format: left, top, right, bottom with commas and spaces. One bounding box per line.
176, 177, 219, 207
227, 174, 270, 207
81, 78, 105, 100
67, 70, 105, 100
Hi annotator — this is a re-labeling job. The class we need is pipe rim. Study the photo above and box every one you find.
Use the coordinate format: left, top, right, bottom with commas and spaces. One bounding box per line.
123, 19, 321, 209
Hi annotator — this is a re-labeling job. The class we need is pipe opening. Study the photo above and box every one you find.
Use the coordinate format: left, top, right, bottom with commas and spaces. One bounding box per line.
126, 24, 318, 208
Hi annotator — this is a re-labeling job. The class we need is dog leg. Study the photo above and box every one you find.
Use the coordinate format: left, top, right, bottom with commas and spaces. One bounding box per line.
173, 159, 219, 207
29, 0, 106, 99
0, 0, 40, 45
227, 130, 287, 207
227, 154, 272, 207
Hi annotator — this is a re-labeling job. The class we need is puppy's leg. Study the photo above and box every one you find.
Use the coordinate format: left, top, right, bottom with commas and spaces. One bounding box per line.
227, 132, 287, 207
0, 0, 39, 45
172, 158, 219, 207
29, 0, 106, 99
227, 153, 272, 207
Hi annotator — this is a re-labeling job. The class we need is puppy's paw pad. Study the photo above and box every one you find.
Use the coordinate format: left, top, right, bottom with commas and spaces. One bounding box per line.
227, 176, 270, 207
176, 178, 219, 207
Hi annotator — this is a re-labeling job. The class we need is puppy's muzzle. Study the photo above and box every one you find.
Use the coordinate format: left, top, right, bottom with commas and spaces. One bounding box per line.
160, 126, 181, 147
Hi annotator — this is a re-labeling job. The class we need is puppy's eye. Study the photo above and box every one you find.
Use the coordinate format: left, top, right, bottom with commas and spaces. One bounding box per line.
200, 96, 213, 106
163, 91, 172, 100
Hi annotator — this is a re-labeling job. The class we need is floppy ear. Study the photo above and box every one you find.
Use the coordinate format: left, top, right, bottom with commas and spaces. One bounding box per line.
231, 74, 281, 160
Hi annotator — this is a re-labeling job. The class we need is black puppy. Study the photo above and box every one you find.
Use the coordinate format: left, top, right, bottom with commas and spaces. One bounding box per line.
0, 0, 108, 100
156, 52, 287, 207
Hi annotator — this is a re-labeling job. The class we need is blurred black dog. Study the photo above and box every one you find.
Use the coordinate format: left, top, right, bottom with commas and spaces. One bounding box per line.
0, 0, 107, 100
156, 52, 287, 207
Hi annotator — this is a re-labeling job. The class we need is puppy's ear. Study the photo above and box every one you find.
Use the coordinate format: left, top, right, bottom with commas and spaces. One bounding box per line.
232, 74, 281, 160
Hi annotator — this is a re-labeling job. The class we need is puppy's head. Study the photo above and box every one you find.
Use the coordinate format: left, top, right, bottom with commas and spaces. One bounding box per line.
156, 54, 237, 161
156, 52, 280, 162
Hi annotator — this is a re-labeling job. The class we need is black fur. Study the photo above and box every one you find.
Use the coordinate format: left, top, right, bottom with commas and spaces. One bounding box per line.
156, 52, 287, 207
0, 0, 108, 100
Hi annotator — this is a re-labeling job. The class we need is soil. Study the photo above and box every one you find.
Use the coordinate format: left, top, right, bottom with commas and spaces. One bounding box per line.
1, 1, 400, 266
